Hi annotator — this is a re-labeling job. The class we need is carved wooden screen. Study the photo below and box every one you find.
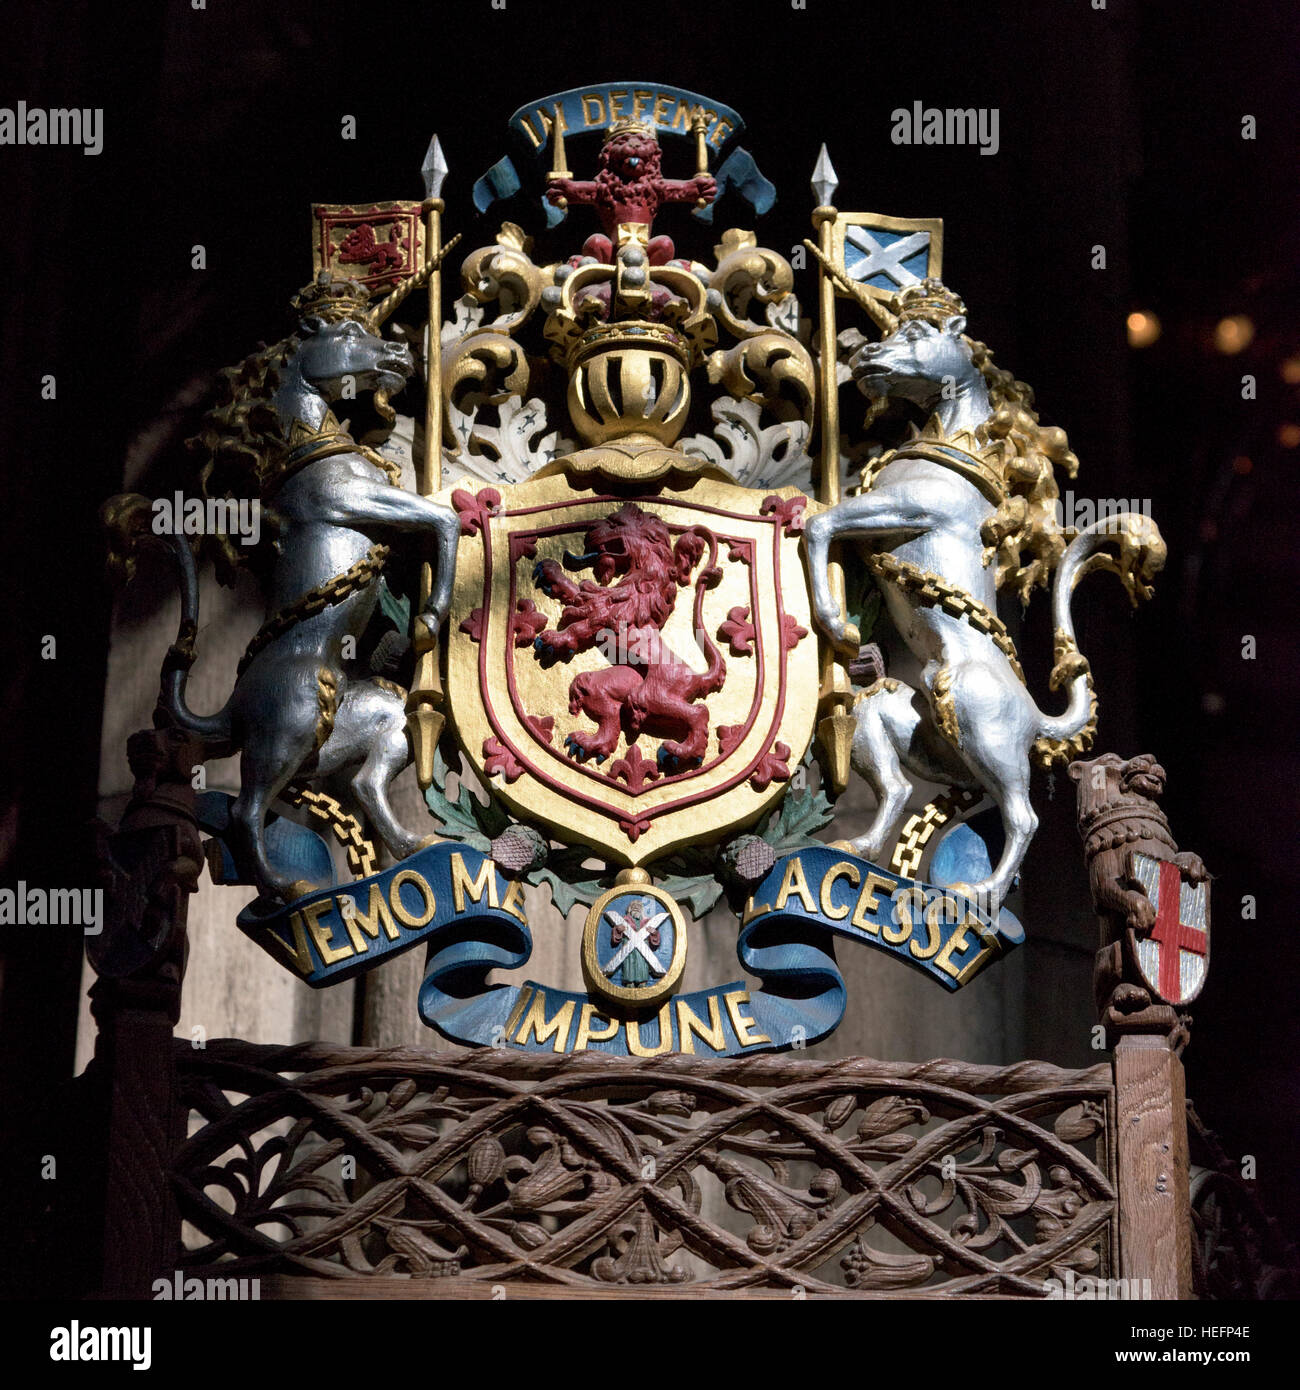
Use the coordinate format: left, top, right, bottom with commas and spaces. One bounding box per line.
174, 1043, 1115, 1296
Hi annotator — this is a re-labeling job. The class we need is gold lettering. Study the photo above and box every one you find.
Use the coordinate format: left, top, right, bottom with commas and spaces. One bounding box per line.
934, 913, 989, 981
303, 898, 354, 966
724, 989, 771, 1047
883, 887, 921, 945
652, 93, 671, 125
514, 989, 575, 1051
908, 895, 951, 960
819, 861, 860, 920
266, 910, 315, 975
573, 1002, 620, 1052
741, 894, 772, 924
671, 99, 693, 133
520, 114, 544, 149
501, 877, 528, 924
676, 995, 727, 1054
451, 853, 499, 913
389, 869, 436, 927
850, 872, 894, 933
608, 89, 629, 120
632, 90, 653, 121
503, 986, 533, 1039
582, 94, 606, 127
709, 118, 732, 150
342, 882, 400, 953
774, 856, 817, 914
955, 920, 1001, 985
626, 1002, 674, 1057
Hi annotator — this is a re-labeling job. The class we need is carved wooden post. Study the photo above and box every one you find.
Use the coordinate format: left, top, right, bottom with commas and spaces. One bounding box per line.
1114, 1035, 1193, 1297
1071, 752, 1209, 1301
91, 727, 204, 1297
90, 973, 188, 1297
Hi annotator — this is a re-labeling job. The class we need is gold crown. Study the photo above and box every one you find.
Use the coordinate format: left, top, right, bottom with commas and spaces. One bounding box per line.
290, 271, 373, 324
571, 318, 689, 367
895, 277, 967, 327
604, 117, 656, 142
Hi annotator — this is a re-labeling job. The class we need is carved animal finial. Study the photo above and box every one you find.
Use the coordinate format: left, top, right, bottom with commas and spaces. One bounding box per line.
1069, 752, 1211, 1044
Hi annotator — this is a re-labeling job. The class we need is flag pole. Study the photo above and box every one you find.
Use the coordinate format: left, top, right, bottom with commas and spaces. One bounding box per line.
810, 146, 856, 795
407, 133, 450, 790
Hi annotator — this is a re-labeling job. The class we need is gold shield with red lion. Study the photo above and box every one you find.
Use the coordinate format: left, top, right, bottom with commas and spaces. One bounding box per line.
445, 463, 819, 865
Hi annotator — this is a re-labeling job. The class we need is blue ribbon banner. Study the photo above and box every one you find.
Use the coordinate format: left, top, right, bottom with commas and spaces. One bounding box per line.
471, 81, 771, 224
697, 147, 776, 224
237, 841, 1023, 1058
507, 83, 744, 154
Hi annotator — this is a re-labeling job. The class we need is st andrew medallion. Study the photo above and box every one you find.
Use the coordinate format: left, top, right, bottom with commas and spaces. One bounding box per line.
581, 875, 687, 1008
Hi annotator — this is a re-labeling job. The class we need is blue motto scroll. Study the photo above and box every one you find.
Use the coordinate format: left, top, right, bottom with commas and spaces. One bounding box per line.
237, 842, 1021, 1056
473, 81, 773, 225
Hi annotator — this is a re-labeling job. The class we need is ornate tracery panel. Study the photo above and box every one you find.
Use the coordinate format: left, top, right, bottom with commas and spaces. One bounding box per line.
175, 1043, 1115, 1296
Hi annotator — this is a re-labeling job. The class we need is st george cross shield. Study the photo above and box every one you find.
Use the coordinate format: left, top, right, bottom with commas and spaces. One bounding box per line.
445, 463, 819, 865
829, 210, 944, 308
1129, 851, 1211, 1006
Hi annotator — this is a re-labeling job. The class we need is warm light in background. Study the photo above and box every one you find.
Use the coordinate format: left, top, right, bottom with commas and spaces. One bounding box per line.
1281, 356, 1300, 384
1126, 310, 1161, 348
1232, 455, 1253, 475
1278, 424, 1300, 449
1214, 314, 1255, 354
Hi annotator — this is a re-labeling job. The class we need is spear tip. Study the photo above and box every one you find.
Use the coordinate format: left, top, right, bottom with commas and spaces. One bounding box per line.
421, 133, 448, 200
811, 143, 838, 207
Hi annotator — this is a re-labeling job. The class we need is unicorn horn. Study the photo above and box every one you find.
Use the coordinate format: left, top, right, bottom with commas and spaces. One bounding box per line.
367, 232, 462, 327
803, 238, 899, 334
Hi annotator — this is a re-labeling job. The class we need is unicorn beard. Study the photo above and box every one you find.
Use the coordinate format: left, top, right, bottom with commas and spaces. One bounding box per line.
860, 394, 888, 436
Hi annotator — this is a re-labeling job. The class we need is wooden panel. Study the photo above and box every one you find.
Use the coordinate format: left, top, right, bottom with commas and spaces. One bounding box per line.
257, 1273, 1037, 1301
1114, 1035, 1193, 1298
171, 1043, 1117, 1297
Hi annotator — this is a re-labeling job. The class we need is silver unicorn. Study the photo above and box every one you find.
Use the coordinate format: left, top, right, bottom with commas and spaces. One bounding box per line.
803, 279, 1164, 910
109, 274, 459, 902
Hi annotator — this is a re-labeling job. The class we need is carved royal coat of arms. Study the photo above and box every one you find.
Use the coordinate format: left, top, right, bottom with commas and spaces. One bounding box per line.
104, 80, 1177, 1058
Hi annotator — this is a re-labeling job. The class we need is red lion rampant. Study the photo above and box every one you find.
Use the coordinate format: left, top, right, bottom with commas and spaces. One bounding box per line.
337, 222, 406, 278
532, 503, 726, 771
546, 127, 715, 268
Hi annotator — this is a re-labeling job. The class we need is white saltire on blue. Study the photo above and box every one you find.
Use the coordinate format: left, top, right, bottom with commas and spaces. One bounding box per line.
603, 909, 669, 977
844, 227, 930, 289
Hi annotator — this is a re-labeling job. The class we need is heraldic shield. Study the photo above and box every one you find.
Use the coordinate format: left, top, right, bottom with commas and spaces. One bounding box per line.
1129, 850, 1210, 1006
446, 465, 819, 865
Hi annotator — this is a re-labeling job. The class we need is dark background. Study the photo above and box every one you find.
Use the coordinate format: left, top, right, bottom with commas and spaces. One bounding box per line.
2, 0, 1297, 1267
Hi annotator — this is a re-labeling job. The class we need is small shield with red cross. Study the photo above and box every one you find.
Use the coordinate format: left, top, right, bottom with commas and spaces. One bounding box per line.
1128, 851, 1210, 1006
